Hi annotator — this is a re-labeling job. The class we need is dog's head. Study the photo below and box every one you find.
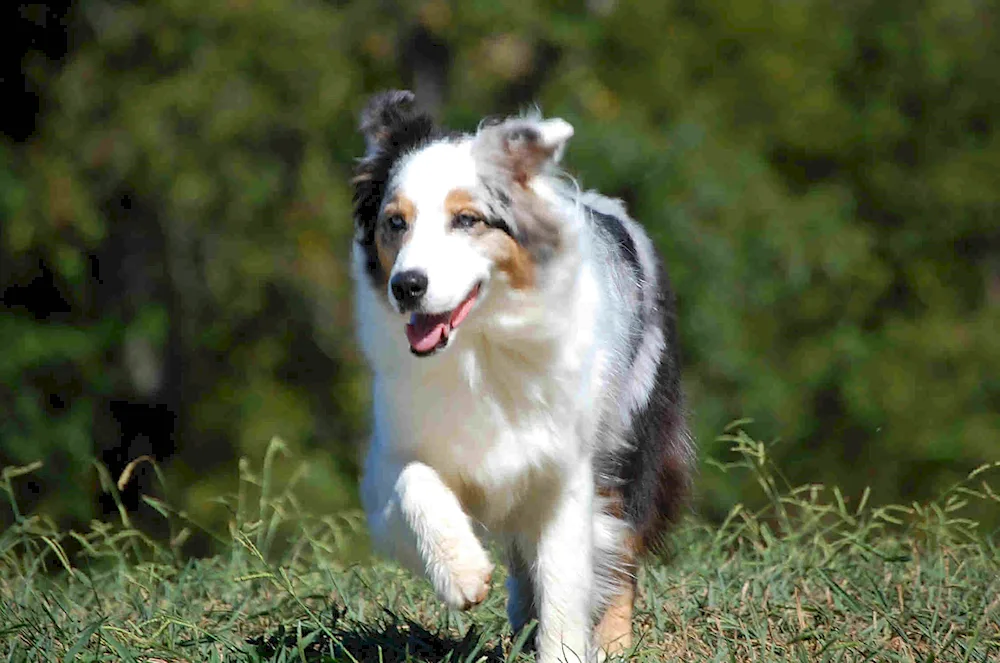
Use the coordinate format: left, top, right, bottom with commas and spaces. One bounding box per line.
353, 91, 573, 357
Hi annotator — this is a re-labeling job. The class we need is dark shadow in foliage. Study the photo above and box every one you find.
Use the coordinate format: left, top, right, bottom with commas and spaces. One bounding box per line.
247, 606, 507, 662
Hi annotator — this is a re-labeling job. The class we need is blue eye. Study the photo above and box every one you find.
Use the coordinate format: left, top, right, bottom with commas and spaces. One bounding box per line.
385, 214, 407, 232
453, 212, 482, 229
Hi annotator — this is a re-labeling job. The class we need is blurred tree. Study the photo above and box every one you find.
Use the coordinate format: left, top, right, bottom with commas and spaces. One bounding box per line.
2, 0, 376, 536
2, 0, 998, 537
558, 0, 1000, 515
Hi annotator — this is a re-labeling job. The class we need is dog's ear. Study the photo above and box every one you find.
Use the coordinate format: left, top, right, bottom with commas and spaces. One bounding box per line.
353, 89, 435, 218
353, 91, 435, 264
359, 90, 433, 158
502, 118, 574, 184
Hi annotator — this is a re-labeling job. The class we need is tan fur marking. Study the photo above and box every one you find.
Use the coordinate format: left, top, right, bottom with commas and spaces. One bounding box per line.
595, 487, 636, 658
446, 188, 536, 290
598, 486, 625, 517
374, 238, 395, 282
382, 194, 416, 225
375, 194, 416, 279
490, 234, 535, 289
595, 582, 634, 658
444, 188, 477, 217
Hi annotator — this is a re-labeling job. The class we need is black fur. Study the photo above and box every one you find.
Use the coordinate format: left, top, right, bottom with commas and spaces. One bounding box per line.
587, 206, 643, 284
353, 91, 437, 285
618, 261, 692, 551
485, 217, 516, 237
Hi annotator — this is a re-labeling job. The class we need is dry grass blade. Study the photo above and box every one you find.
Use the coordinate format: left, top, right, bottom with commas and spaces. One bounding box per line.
1, 432, 998, 662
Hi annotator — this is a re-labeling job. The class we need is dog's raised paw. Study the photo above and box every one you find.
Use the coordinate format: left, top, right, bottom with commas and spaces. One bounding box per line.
434, 539, 494, 610
455, 562, 493, 610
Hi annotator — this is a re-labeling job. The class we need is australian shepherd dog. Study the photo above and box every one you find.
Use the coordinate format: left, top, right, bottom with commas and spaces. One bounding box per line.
351, 90, 694, 662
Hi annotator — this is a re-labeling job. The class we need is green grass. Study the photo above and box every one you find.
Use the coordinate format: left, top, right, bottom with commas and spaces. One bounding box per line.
2, 431, 998, 662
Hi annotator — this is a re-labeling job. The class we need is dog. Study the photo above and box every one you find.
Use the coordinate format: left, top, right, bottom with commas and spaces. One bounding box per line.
351, 90, 693, 662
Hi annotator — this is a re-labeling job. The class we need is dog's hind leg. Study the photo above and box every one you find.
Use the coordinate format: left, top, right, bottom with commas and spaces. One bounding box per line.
361, 454, 494, 610
590, 491, 638, 659
593, 575, 635, 659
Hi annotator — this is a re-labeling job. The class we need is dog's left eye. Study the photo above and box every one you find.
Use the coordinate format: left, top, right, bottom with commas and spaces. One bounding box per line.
453, 212, 482, 230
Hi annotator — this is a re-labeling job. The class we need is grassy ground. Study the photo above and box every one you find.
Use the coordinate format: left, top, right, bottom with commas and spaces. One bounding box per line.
2, 432, 998, 662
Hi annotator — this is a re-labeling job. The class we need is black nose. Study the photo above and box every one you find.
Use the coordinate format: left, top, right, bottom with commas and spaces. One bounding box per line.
390, 270, 428, 309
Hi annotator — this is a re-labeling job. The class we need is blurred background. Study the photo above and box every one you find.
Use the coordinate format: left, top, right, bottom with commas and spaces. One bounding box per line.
2, 0, 998, 548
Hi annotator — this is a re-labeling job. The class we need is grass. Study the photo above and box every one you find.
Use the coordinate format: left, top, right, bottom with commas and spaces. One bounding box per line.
2, 429, 999, 662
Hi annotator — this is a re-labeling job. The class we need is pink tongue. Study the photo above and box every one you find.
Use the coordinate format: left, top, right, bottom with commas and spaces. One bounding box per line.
404, 285, 481, 354
406, 312, 450, 353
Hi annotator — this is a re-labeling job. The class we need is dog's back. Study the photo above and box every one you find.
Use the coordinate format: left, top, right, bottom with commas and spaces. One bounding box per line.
582, 193, 693, 552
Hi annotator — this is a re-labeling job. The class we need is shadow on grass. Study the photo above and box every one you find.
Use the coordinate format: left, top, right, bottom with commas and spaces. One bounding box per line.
247, 607, 507, 662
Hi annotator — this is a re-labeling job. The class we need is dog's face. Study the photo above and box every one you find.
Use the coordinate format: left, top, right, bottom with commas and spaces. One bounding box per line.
353, 91, 572, 357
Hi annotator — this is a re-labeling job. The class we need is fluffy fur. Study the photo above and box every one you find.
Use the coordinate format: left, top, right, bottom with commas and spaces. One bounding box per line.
351, 90, 693, 662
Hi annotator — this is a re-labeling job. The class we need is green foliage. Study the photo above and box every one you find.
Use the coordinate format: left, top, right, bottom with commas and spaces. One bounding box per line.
2, 0, 999, 526
3, 0, 374, 528
1, 434, 998, 661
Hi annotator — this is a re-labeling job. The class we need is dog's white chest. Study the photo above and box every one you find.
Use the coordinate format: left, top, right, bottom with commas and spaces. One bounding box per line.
374, 336, 591, 524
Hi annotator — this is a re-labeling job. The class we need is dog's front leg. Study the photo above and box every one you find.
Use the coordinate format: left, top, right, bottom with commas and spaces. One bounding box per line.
532, 461, 595, 663
362, 456, 493, 610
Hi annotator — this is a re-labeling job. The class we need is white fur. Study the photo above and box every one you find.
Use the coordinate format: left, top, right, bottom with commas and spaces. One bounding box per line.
537, 118, 574, 162
355, 118, 649, 663
388, 141, 490, 315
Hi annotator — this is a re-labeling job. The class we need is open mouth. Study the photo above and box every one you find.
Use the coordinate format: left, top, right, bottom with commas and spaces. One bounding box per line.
405, 284, 481, 356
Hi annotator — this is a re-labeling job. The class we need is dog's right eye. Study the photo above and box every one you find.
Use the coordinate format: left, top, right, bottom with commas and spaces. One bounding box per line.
384, 214, 407, 232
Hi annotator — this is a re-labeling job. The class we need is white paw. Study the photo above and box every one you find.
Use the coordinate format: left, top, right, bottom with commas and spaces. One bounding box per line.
432, 538, 494, 610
